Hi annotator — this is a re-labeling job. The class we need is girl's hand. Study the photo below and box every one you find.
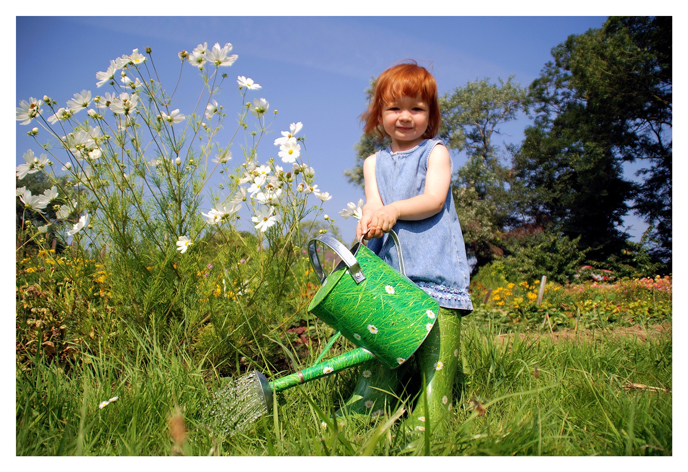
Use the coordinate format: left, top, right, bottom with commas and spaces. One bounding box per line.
365, 204, 400, 239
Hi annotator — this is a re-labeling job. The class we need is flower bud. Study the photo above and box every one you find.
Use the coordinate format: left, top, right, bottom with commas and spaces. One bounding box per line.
324, 215, 329, 220
145, 46, 152, 54
175, 157, 182, 166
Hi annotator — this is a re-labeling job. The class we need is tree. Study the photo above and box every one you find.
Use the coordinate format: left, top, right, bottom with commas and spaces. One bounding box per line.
439, 77, 528, 268
514, 16, 671, 267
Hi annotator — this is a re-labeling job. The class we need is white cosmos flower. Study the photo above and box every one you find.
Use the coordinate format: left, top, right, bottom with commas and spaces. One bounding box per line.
202, 209, 223, 225
66, 214, 88, 236
212, 151, 231, 164
278, 140, 301, 163
249, 98, 269, 116
206, 42, 237, 67
161, 109, 185, 124
176, 235, 192, 254
41, 186, 59, 204
255, 188, 282, 205
188, 50, 206, 68
237, 76, 261, 90
314, 190, 332, 202
19, 190, 48, 212
98, 396, 119, 409
56, 204, 72, 220
202, 203, 240, 225
95, 60, 117, 87
304, 184, 318, 195
274, 122, 303, 146
114, 54, 131, 69
16, 150, 50, 180
66, 90, 92, 113
16, 97, 43, 125
38, 224, 50, 234
339, 199, 364, 220
47, 107, 72, 124
88, 149, 102, 161
129, 48, 146, 65
252, 206, 278, 232
121, 75, 143, 90
95, 92, 117, 110
205, 100, 220, 120
16, 187, 28, 198
110, 93, 139, 115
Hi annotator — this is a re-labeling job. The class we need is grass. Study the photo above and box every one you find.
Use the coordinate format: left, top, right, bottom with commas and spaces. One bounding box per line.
16, 317, 672, 456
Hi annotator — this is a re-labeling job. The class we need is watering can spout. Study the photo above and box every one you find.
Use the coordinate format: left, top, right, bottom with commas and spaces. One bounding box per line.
254, 347, 376, 412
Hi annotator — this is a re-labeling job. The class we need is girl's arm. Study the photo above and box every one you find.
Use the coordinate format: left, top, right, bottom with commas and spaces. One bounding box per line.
359, 145, 452, 240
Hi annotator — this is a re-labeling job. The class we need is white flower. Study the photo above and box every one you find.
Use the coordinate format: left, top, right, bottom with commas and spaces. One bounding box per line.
304, 184, 318, 195
16, 97, 43, 125
121, 75, 143, 90
129, 48, 146, 65
314, 190, 332, 202
95, 92, 117, 110
278, 139, 301, 163
95, 60, 117, 87
454, 349, 459, 357
416, 426, 425, 431
442, 396, 448, 405
255, 188, 283, 205
98, 396, 119, 409
212, 152, 231, 164
353, 333, 361, 341
16, 150, 50, 180
205, 100, 220, 120
56, 204, 72, 220
110, 92, 139, 115
19, 190, 48, 212
273, 122, 303, 146
323, 366, 334, 375
41, 186, 59, 204
397, 357, 406, 365
66, 214, 88, 236
16, 187, 28, 198
364, 400, 374, 409
252, 206, 278, 232
302, 166, 316, 179
114, 54, 131, 69
47, 107, 72, 124
362, 370, 372, 378
202, 203, 240, 224
206, 42, 237, 67
62, 163, 72, 171
88, 149, 102, 160
255, 165, 271, 178
237, 76, 261, 90
426, 310, 436, 319
202, 209, 223, 225
426, 323, 433, 332
418, 416, 425, 422
176, 235, 192, 254
189, 51, 206, 68
249, 98, 269, 116
385, 285, 395, 295
66, 90, 92, 113
372, 410, 384, 418
367, 324, 378, 334
339, 199, 364, 220
435, 361, 443, 371
161, 109, 185, 124
38, 224, 50, 234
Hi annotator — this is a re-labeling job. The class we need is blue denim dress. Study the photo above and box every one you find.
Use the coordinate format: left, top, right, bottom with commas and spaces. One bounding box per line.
367, 139, 473, 311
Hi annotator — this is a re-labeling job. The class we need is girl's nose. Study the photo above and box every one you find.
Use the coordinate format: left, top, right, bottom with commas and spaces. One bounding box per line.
399, 112, 412, 122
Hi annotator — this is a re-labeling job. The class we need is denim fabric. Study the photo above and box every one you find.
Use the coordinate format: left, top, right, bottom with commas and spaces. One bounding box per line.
367, 139, 473, 311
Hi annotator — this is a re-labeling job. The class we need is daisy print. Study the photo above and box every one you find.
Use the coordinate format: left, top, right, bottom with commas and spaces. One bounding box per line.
365, 400, 374, 409
442, 396, 448, 405
426, 310, 436, 319
323, 366, 334, 375
362, 370, 372, 378
426, 323, 433, 332
367, 324, 378, 334
435, 361, 444, 371
454, 349, 459, 357
385, 285, 395, 295
353, 333, 361, 341
396, 357, 405, 365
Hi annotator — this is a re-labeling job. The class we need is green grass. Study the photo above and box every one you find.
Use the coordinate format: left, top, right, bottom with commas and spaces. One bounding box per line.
16, 318, 672, 456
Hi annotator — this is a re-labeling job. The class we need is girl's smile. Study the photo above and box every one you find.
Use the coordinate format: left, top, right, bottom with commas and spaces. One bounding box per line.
379, 96, 430, 152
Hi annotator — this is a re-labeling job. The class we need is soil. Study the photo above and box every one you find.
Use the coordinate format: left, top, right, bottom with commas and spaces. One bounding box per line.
493, 322, 671, 345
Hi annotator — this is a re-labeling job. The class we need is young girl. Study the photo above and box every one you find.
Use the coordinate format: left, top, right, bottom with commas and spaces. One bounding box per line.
341, 61, 473, 434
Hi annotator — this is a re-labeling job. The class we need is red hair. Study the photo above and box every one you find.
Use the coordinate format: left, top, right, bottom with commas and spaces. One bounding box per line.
361, 60, 440, 140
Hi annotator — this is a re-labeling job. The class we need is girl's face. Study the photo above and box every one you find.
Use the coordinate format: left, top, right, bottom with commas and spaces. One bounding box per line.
379, 95, 430, 152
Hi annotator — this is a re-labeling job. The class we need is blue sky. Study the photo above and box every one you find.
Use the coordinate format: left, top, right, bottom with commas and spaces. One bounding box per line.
14, 15, 657, 244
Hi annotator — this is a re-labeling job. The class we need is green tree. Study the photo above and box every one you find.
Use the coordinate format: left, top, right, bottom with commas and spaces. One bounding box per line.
513, 16, 671, 267
440, 77, 528, 268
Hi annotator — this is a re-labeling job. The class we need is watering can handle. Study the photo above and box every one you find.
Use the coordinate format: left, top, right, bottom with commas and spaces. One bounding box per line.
308, 230, 405, 285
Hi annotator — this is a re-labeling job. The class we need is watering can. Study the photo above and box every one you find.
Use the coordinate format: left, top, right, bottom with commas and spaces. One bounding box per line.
251, 230, 439, 411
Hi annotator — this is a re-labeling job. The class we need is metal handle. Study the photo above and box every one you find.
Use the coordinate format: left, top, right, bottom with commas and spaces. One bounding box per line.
308, 229, 407, 286
308, 234, 366, 285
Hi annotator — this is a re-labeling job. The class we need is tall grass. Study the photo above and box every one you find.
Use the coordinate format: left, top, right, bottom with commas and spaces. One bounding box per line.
16, 317, 671, 456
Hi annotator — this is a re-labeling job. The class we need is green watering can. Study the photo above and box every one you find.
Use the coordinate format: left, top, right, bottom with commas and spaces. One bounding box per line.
253, 230, 439, 410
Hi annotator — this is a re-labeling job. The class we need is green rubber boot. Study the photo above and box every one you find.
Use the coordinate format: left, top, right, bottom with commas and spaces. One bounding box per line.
335, 358, 403, 418
404, 307, 462, 434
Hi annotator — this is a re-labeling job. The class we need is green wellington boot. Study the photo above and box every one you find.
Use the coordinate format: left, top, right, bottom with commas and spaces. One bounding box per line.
403, 307, 462, 434
335, 358, 404, 418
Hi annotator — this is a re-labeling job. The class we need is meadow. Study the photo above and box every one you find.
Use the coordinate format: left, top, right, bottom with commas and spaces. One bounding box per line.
16, 43, 672, 456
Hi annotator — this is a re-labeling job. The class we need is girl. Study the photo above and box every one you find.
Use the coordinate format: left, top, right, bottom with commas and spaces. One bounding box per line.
341, 61, 473, 434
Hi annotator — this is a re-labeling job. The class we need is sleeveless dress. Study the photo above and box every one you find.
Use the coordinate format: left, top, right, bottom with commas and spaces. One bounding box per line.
367, 138, 473, 311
